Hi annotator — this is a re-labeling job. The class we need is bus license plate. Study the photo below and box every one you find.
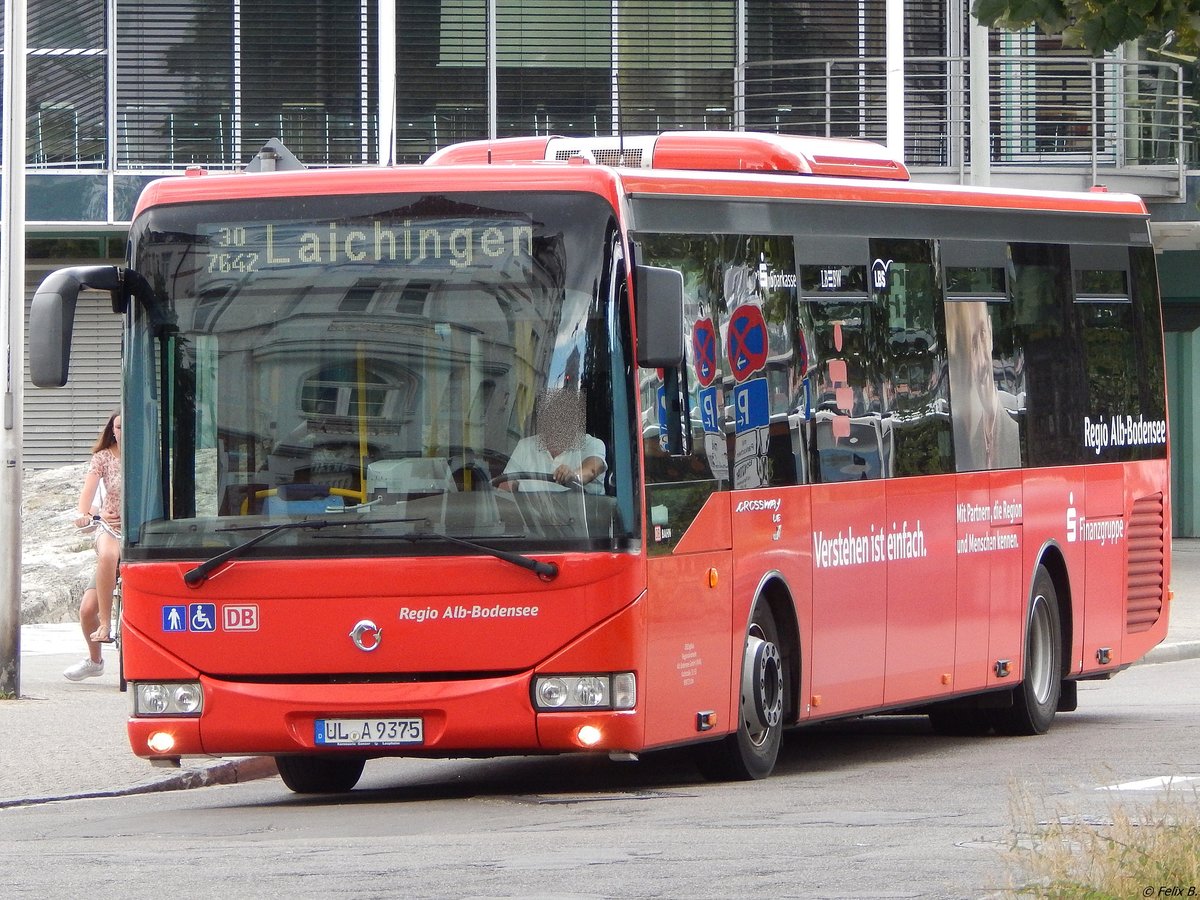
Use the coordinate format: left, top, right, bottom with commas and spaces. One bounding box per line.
315, 717, 424, 746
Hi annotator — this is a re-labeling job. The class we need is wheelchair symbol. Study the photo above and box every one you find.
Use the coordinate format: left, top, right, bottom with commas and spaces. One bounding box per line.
189, 603, 217, 632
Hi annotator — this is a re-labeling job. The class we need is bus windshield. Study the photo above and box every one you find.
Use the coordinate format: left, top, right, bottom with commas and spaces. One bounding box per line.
122, 190, 639, 559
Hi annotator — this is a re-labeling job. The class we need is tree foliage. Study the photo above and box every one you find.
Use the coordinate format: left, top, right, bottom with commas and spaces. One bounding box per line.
973, 0, 1200, 56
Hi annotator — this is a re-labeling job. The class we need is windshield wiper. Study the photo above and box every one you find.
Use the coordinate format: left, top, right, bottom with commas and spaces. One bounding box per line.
184, 519, 558, 586
399, 531, 559, 580
184, 517, 416, 586
344, 530, 558, 581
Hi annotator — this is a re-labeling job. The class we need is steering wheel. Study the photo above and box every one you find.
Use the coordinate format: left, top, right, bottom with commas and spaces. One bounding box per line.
491, 471, 584, 492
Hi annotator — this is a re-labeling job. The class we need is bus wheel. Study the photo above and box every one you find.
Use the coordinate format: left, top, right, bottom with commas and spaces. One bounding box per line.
998, 565, 1062, 736
694, 602, 785, 781
275, 755, 366, 793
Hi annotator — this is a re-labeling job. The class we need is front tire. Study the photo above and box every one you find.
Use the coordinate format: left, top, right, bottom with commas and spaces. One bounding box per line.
998, 566, 1062, 736
276, 755, 366, 793
695, 602, 786, 780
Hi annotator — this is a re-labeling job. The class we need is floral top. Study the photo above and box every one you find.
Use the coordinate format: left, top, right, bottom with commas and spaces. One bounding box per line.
87, 448, 122, 521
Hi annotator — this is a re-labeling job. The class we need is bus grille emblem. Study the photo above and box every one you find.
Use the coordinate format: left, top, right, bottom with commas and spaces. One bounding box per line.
349, 620, 382, 652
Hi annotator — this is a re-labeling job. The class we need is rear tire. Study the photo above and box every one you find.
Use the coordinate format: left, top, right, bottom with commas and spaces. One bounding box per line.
695, 601, 785, 781
998, 566, 1062, 736
276, 755, 366, 793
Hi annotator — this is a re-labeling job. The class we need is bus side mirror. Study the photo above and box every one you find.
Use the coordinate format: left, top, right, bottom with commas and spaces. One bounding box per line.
635, 265, 684, 368
29, 265, 123, 387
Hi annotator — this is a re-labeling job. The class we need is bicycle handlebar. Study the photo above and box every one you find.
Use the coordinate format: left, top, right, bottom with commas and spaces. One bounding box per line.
78, 514, 122, 540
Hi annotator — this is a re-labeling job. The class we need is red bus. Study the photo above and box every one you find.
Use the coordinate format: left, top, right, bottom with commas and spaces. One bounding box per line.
31, 131, 1171, 793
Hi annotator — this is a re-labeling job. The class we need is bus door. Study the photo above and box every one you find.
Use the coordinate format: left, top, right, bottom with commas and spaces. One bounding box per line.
642, 501, 734, 747
640, 373, 734, 749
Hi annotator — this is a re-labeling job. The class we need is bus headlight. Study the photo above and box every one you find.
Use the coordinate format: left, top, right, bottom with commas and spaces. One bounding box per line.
536, 677, 569, 708
172, 683, 203, 714
134, 682, 204, 716
533, 673, 636, 711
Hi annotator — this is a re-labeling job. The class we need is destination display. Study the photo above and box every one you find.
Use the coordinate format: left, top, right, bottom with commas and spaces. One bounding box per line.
198, 216, 536, 283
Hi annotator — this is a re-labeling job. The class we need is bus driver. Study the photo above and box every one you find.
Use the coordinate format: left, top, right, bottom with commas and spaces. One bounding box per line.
500, 388, 607, 493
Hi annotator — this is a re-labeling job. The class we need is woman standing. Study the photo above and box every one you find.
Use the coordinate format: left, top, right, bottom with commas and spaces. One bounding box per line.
74, 411, 122, 644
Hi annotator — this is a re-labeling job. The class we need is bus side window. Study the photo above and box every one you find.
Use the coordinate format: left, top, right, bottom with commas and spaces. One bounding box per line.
1073, 245, 1138, 458
872, 237, 952, 477
805, 303, 888, 482
1010, 243, 1081, 466
1129, 246, 1168, 440
795, 249, 879, 484
942, 240, 1026, 472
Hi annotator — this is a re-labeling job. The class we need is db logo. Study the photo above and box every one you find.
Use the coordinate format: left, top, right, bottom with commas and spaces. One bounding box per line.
223, 604, 259, 631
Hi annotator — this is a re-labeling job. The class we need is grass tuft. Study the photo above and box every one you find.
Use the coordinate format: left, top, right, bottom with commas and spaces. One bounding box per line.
1006, 786, 1200, 898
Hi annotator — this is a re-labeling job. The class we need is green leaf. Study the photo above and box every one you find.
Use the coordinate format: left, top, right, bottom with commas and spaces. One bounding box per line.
972, 0, 1010, 21
1078, 18, 1115, 53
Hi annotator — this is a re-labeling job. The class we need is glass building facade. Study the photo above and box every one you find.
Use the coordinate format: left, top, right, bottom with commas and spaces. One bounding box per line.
3, 0, 967, 224
5, 0, 1200, 535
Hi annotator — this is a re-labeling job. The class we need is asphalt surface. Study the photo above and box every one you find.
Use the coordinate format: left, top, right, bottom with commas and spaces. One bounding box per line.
2, 541, 1198, 807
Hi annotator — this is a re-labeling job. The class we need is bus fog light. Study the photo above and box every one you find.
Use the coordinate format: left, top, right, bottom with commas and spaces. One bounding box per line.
576, 725, 602, 747
147, 731, 176, 754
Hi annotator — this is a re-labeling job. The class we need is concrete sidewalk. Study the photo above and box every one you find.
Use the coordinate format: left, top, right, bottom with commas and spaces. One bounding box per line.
2, 541, 1199, 808
0, 626, 276, 808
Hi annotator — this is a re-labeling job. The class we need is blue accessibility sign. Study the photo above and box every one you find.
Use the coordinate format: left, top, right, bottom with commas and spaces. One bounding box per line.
189, 603, 217, 632
162, 605, 187, 632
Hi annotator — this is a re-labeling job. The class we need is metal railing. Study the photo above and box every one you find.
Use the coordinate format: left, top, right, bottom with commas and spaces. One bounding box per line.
741, 54, 1192, 196
19, 53, 1194, 201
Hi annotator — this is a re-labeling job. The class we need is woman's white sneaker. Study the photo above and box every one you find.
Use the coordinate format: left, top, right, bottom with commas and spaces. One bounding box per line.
63, 658, 105, 681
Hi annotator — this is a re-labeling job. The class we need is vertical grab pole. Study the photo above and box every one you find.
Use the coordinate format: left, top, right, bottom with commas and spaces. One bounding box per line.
356, 344, 369, 503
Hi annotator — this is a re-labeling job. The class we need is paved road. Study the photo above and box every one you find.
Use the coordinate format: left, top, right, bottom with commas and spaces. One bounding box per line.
3, 656, 1199, 899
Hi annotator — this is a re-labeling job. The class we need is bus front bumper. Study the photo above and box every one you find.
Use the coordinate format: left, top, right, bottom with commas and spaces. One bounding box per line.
127, 673, 643, 762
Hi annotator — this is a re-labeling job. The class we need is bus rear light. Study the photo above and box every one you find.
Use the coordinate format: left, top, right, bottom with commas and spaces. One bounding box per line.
533, 673, 637, 711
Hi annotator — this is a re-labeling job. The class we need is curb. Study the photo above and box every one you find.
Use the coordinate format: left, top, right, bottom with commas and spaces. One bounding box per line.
0, 755, 278, 810
1139, 640, 1200, 666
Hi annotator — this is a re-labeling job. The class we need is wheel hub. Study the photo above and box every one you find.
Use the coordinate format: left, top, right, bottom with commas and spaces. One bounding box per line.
742, 634, 783, 735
